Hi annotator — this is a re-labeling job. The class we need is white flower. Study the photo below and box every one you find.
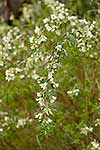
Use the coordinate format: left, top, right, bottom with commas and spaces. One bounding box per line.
91, 139, 100, 150
88, 127, 93, 132
51, 96, 56, 103
67, 90, 73, 95
43, 18, 49, 24
58, 13, 65, 20
0, 128, 3, 132
32, 73, 39, 80
55, 44, 62, 51
0, 61, 3, 66
80, 127, 88, 136
40, 82, 47, 90
44, 23, 52, 31
51, 14, 58, 20
95, 119, 100, 127
5, 69, 15, 81
67, 88, 80, 96
55, 30, 61, 36
0, 99, 2, 103
15, 68, 21, 73
34, 26, 41, 35
29, 36, 34, 43
4, 116, 9, 121
80, 126, 93, 136
16, 118, 27, 128
48, 72, 53, 80
19, 75, 25, 79
47, 118, 52, 123
36, 97, 45, 107
37, 92, 41, 97
35, 113, 43, 121
38, 35, 47, 44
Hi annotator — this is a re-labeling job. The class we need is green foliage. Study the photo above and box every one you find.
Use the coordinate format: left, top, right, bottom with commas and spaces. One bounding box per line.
0, 0, 100, 149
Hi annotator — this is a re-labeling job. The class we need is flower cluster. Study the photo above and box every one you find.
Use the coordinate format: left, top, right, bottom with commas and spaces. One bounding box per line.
29, 34, 47, 49
0, 99, 33, 136
22, 4, 33, 22
80, 126, 93, 136
67, 88, 80, 96
16, 117, 32, 128
91, 139, 100, 150
5, 67, 22, 81
0, 0, 99, 137
35, 44, 65, 129
74, 21, 98, 53
43, 0, 99, 56
43, 0, 68, 32
0, 115, 33, 134
95, 119, 100, 127
80, 119, 100, 149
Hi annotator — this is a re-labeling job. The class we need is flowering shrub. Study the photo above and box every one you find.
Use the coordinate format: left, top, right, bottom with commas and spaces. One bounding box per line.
0, 0, 100, 149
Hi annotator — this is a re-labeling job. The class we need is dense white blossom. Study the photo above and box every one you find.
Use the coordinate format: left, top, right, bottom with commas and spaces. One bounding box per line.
91, 139, 100, 150
67, 88, 80, 96
0, 0, 99, 137
80, 126, 93, 136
